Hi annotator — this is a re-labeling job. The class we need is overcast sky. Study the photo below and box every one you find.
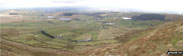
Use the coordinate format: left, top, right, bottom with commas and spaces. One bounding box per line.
0, 0, 183, 13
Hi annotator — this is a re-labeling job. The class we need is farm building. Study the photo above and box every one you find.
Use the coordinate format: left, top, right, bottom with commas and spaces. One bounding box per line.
47, 16, 54, 18
58, 18, 72, 21
76, 38, 92, 42
122, 17, 132, 20
9, 13, 18, 15
105, 22, 115, 25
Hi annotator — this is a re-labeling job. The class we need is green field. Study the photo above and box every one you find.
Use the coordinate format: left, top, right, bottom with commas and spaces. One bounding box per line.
0, 11, 166, 50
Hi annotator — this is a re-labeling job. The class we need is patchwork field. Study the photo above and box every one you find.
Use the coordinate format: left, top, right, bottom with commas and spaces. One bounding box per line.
0, 15, 166, 50
2, 10, 179, 56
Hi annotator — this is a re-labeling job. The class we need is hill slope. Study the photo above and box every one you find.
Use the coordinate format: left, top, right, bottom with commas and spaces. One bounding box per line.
80, 20, 183, 56
0, 39, 77, 56
1, 20, 182, 56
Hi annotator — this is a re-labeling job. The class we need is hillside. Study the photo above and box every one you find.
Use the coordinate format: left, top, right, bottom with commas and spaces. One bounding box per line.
80, 20, 183, 56
0, 38, 78, 56
0, 10, 182, 56
1, 19, 182, 56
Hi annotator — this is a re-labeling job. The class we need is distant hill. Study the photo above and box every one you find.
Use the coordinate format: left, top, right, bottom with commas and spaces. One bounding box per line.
131, 13, 183, 21
132, 14, 166, 20
165, 14, 183, 20
22, 7, 92, 13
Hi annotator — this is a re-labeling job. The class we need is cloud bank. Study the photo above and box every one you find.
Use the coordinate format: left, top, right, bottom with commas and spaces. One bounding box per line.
0, 0, 183, 13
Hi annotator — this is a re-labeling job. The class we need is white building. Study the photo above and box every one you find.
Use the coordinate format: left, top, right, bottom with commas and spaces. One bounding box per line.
47, 16, 54, 18
58, 18, 72, 21
105, 22, 115, 25
122, 17, 132, 20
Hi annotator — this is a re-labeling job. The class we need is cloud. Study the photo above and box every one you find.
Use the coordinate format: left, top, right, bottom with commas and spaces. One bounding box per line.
0, 0, 183, 13
79, 0, 183, 13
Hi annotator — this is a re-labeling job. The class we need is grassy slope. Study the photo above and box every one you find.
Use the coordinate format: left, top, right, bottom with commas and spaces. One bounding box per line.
1, 11, 170, 56
1, 20, 180, 56
0, 19, 166, 50
0, 38, 77, 56
80, 20, 183, 56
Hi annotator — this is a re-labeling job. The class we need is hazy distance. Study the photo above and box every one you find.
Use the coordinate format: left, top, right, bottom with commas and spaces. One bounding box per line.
0, 0, 183, 14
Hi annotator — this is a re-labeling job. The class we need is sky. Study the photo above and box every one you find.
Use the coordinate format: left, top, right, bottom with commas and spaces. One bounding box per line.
0, 0, 183, 13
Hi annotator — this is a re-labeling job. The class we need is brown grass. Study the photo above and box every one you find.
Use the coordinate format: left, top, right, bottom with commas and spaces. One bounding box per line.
0, 39, 77, 56
1, 20, 182, 56
79, 20, 183, 56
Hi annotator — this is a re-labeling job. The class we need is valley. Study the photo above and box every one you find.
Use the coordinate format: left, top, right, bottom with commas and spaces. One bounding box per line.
0, 9, 183, 56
